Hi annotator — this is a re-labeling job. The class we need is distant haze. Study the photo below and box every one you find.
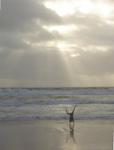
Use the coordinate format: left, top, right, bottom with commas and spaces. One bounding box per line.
0, 0, 114, 87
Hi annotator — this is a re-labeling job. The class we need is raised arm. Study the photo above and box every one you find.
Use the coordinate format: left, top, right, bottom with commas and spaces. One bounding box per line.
72, 105, 77, 114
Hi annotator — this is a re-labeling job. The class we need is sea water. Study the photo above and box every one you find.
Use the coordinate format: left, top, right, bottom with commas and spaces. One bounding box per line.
0, 87, 114, 121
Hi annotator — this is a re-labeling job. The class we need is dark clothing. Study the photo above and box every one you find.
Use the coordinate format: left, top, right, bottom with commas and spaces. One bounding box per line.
69, 113, 74, 122
66, 105, 77, 123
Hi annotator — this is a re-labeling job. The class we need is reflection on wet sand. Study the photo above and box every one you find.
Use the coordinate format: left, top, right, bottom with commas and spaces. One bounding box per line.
66, 123, 76, 143
63, 105, 78, 150
62, 123, 77, 150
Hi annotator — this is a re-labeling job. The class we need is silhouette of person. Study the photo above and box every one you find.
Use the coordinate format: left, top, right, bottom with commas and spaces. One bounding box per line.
65, 105, 77, 131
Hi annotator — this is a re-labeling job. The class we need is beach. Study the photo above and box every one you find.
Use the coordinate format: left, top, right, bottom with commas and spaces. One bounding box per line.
0, 120, 113, 150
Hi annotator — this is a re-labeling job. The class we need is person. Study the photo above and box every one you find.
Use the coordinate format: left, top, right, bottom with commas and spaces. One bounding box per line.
65, 105, 77, 131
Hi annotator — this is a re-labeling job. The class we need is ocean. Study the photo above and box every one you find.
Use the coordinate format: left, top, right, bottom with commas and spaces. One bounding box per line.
0, 87, 114, 121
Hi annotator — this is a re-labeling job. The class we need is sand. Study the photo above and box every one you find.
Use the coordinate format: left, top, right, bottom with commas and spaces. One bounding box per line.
0, 120, 114, 150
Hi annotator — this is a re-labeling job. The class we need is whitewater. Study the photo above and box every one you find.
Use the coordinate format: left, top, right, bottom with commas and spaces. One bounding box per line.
0, 87, 114, 121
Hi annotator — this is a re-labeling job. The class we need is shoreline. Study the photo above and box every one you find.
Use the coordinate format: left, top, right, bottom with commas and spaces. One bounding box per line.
1, 118, 114, 123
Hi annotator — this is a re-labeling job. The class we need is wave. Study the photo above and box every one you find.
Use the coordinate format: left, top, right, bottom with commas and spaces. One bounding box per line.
0, 88, 114, 121
1, 87, 114, 96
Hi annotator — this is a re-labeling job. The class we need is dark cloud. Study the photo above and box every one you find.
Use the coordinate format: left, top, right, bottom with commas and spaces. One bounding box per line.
0, 0, 62, 52
0, 0, 61, 31
0, 33, 29, 51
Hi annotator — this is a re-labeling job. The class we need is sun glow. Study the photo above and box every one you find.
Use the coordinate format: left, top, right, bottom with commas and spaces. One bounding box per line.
56, 42, 69, 51
56, 42, 78, 52
44, 1, 76, 16
43, 25, 77, 34
44, 0, 113, 18
70, 53, 80, 58
97, 3, 113, 17
76, 1, 95, 14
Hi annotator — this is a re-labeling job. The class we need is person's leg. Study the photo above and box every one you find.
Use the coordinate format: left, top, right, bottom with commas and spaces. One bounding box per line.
69, 121, 74, 131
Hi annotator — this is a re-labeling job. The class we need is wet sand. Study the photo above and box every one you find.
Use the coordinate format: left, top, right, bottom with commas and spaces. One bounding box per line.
0, 120, 113, 150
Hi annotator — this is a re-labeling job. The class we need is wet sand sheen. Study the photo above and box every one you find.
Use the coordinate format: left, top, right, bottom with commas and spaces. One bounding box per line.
0, 120, 113, 150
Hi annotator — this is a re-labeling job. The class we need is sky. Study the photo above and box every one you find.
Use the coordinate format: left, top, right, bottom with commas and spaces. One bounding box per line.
0, 0, 114, 87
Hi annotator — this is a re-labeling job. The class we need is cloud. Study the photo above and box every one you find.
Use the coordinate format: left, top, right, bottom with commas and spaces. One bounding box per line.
0, 0, 114, 86
0, 0, 61, 31
63, 13, 114, 48
0, 0, 62, 53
